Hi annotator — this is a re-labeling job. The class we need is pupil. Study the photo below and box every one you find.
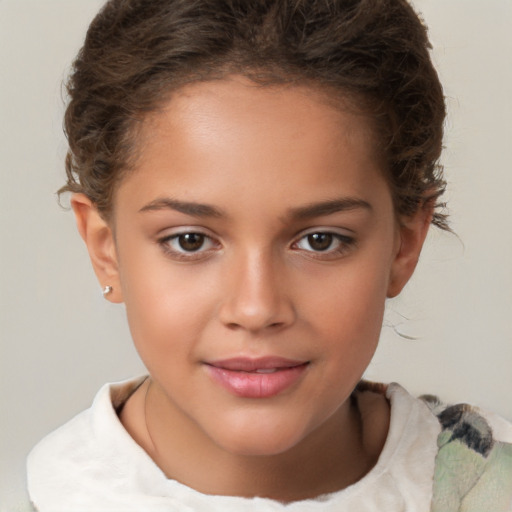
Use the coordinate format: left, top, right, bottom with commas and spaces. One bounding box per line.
308, 233, 333, 251
179, 233, 204, 251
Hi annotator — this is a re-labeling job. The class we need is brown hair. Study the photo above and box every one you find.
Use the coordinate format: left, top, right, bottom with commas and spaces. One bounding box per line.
60, 0, 447, 228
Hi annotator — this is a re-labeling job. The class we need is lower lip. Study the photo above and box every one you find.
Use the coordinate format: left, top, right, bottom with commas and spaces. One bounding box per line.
205, 364, 309, 399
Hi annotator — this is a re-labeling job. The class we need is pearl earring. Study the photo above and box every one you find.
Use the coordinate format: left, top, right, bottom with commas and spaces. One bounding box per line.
102, 285, 113, 297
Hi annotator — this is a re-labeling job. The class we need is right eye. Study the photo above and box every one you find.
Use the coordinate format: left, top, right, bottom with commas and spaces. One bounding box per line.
158, 231, 219, 260
173, 233, 209, 252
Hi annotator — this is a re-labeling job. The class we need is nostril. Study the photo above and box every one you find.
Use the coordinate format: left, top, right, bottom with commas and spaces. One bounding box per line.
224, 321, 284, 332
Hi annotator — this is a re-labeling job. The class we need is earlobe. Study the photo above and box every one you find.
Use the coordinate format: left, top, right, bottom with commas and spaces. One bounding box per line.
387, 206, 433, 298
70, 193, 123, 303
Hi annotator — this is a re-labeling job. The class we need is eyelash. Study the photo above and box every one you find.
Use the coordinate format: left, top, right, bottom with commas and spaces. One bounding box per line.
157, 230, 356, 261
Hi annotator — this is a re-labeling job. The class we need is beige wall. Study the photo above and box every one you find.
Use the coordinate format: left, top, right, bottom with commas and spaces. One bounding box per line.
1, 1, 511, 509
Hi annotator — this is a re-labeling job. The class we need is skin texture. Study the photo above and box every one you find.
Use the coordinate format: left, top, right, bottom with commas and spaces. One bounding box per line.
72, 77, 431, 501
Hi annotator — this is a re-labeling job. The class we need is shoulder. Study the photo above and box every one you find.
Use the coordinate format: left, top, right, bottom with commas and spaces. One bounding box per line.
420, 393, 512, 446
381, 383, 512, 510
418, 393, 512, 511
27, 384, 105, 510
27, 384, 107, 485
27, 377, 155, 511
379, 382, 512, 445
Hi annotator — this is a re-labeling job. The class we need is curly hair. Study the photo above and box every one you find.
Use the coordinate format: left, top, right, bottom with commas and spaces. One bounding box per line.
60, 0, 447, 228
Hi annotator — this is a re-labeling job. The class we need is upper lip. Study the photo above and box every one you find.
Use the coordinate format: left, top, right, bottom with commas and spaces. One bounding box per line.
206, 357, 308, 372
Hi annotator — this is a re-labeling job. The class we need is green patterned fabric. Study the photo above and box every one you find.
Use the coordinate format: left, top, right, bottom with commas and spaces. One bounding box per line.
422, 398, 512, 512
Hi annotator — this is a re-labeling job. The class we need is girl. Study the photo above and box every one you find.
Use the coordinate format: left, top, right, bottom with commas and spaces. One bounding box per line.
26, 0, 512, 510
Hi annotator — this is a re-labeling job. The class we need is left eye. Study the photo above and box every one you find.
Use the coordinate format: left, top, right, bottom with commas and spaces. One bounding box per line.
294, 232, 352, 253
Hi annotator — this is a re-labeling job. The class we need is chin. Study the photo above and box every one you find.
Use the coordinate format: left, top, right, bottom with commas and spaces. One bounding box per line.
207, 416, 310, 458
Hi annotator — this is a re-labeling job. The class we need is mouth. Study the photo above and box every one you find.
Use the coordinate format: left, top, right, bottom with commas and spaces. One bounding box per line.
204, 357, 310, 398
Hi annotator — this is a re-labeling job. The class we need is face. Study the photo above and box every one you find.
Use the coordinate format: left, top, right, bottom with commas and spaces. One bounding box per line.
77, 77, 426, 457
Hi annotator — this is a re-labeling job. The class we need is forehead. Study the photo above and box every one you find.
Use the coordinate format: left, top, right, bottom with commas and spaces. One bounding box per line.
142, 77, 379, 153
115, 77, 390, 217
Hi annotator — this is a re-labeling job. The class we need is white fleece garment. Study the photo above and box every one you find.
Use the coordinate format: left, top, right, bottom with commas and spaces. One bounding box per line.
26, 378, 512, 512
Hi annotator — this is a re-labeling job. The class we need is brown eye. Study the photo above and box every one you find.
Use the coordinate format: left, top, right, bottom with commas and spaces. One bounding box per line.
307, 233, 333, 251
294, 231, 355, 258
159, 231, 219, 260
178, 233, 205, 252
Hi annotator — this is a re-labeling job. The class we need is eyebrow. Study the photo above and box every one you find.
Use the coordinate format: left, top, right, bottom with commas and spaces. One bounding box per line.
139, 198, 224, 218
287, 197, 372, 220
138, 196, 372, 220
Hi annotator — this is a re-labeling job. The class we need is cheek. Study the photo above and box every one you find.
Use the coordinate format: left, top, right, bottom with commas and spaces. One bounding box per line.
303, 254, 392, 375
306, 256, 391, 328
118, 248, 218, 364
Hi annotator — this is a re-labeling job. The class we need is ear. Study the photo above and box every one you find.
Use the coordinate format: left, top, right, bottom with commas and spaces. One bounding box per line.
71, 193, 123, 303
387, 205, 433, 298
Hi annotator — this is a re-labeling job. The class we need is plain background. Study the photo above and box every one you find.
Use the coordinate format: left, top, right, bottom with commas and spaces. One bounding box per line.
1, 1, 511, 510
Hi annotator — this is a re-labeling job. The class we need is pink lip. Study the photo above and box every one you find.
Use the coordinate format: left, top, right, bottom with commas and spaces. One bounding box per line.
204, 357, 309, 398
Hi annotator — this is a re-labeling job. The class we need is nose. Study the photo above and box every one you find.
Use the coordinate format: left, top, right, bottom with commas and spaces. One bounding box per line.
218, 249, 296, 333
